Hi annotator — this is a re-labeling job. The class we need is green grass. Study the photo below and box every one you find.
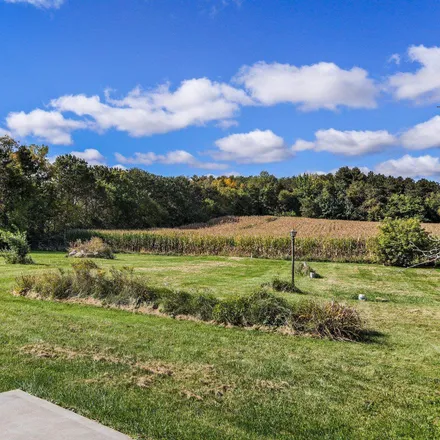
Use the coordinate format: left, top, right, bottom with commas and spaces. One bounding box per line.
0, 252, 439, 439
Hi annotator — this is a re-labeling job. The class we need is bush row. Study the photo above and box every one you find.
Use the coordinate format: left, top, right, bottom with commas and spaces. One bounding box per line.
15, 262, 365, 341
60, 230, 376, 263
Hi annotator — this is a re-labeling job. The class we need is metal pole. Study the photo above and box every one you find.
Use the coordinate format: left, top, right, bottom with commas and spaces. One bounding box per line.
290, 230, 297, 288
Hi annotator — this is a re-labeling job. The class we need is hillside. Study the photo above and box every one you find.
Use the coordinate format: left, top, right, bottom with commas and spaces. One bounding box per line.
151, 216, 440, 239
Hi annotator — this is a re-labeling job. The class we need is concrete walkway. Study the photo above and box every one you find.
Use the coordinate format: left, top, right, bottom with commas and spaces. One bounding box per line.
0, 390, 131, 439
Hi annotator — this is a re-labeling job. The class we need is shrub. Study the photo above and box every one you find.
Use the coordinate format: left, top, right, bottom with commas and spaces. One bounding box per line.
15, 270, 72, 299
192, 293, 219, 321
376, 218, 430, 267
71, 259, 99, 271
245, 290, 292, 326
0, 230, 33, 264
16, 264, 156, 306
96, 267, 157, 306
212, 296, 250, 326
213, 291, 292, 327
68, 237, 114, 259
160, 291, 195, 316
290, 300, 364, 341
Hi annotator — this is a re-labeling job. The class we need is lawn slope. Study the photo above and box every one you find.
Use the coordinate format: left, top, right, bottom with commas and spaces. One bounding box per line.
0, 253, 439, 439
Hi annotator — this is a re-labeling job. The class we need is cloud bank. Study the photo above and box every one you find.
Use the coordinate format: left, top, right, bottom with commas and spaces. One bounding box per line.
235, 61, 378, 110
376, 154, 440, 179
293, 129, 397, 156
388, 45, 440, 103
115, 150, 227, 170
211, 129, 292, 164
4, 0, 64, 8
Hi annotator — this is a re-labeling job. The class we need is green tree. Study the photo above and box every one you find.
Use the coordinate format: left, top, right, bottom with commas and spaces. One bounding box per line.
384, 194, 425, 220
376, 218, 430, 267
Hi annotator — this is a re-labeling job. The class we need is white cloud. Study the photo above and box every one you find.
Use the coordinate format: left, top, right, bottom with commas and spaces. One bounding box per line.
70, 148, 106, 166
113, 164, 127, 170
376, 154, 440, 178
400, 116, 440, 150
388, 54, 401, 65
388, 45, 440, 102
4, 0, 64, 8
304, 166, 371, 176
292, 129, 397, 156
115, 150, 227, 170
216, 119, 239, 129
51, 79, 251, 138
204, 170, 242, 177
355, 166, 370, 174
208, 0, 244, 16
235, 61, 377, 110
6, 109, 87, 145
221, 170, 241, 176
114, 152, 156, 165
0, 128, 12, 137
329, 166, 370, 175
302, 170, 328, 176
211, 129, 292, 163
2, 58, 381, 146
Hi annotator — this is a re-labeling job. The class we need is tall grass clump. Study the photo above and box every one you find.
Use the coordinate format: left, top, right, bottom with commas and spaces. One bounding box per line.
15, 261, 156, 306
68, 237, 114, 259
289, 300, 364, 341
212, 291, 363, 340
64, 230, 377, 263
264, 262, 321, 293
15, 264, 365, 341
264, 277, 298, 293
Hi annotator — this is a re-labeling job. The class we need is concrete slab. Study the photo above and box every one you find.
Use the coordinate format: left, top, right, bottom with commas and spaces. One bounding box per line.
0, 390, 131, 439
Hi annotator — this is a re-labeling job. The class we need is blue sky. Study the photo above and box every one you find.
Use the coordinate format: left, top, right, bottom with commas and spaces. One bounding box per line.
1, 0, 440, 178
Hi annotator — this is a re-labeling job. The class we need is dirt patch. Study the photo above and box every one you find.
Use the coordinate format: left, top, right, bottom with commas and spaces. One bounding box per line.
134, 361, 174, 377
77, 372, 157, 389
22, 343, 238, 399
181, 389, 203, 401
256, 379, 291, 391
21, 342, 217, 383
21, 343, 82, 360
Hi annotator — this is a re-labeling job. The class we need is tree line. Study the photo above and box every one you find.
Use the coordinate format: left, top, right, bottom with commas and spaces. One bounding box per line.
2, 136, 439, 242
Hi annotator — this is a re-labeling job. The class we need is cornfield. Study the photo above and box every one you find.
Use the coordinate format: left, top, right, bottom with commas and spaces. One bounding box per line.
65, 228, 377, 263
153, 216, 440, 238
57, 216, 440, 263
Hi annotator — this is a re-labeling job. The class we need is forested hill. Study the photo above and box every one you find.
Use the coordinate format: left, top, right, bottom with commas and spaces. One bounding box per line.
2, 136, 440, 240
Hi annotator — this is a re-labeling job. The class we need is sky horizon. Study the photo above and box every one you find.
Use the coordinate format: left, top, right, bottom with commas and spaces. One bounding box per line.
1, 0, 440, 179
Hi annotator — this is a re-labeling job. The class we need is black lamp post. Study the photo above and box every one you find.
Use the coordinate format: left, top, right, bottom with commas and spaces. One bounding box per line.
290, 230, 297, 288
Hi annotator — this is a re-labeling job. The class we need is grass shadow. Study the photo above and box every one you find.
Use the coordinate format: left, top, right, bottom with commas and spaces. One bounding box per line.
358, 329, 387, 344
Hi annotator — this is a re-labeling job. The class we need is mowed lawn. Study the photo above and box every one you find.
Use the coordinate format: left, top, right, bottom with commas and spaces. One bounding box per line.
0, 253, 439, 439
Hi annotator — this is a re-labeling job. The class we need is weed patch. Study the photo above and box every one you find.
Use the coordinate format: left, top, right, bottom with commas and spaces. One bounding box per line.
68, 237, 114, 259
